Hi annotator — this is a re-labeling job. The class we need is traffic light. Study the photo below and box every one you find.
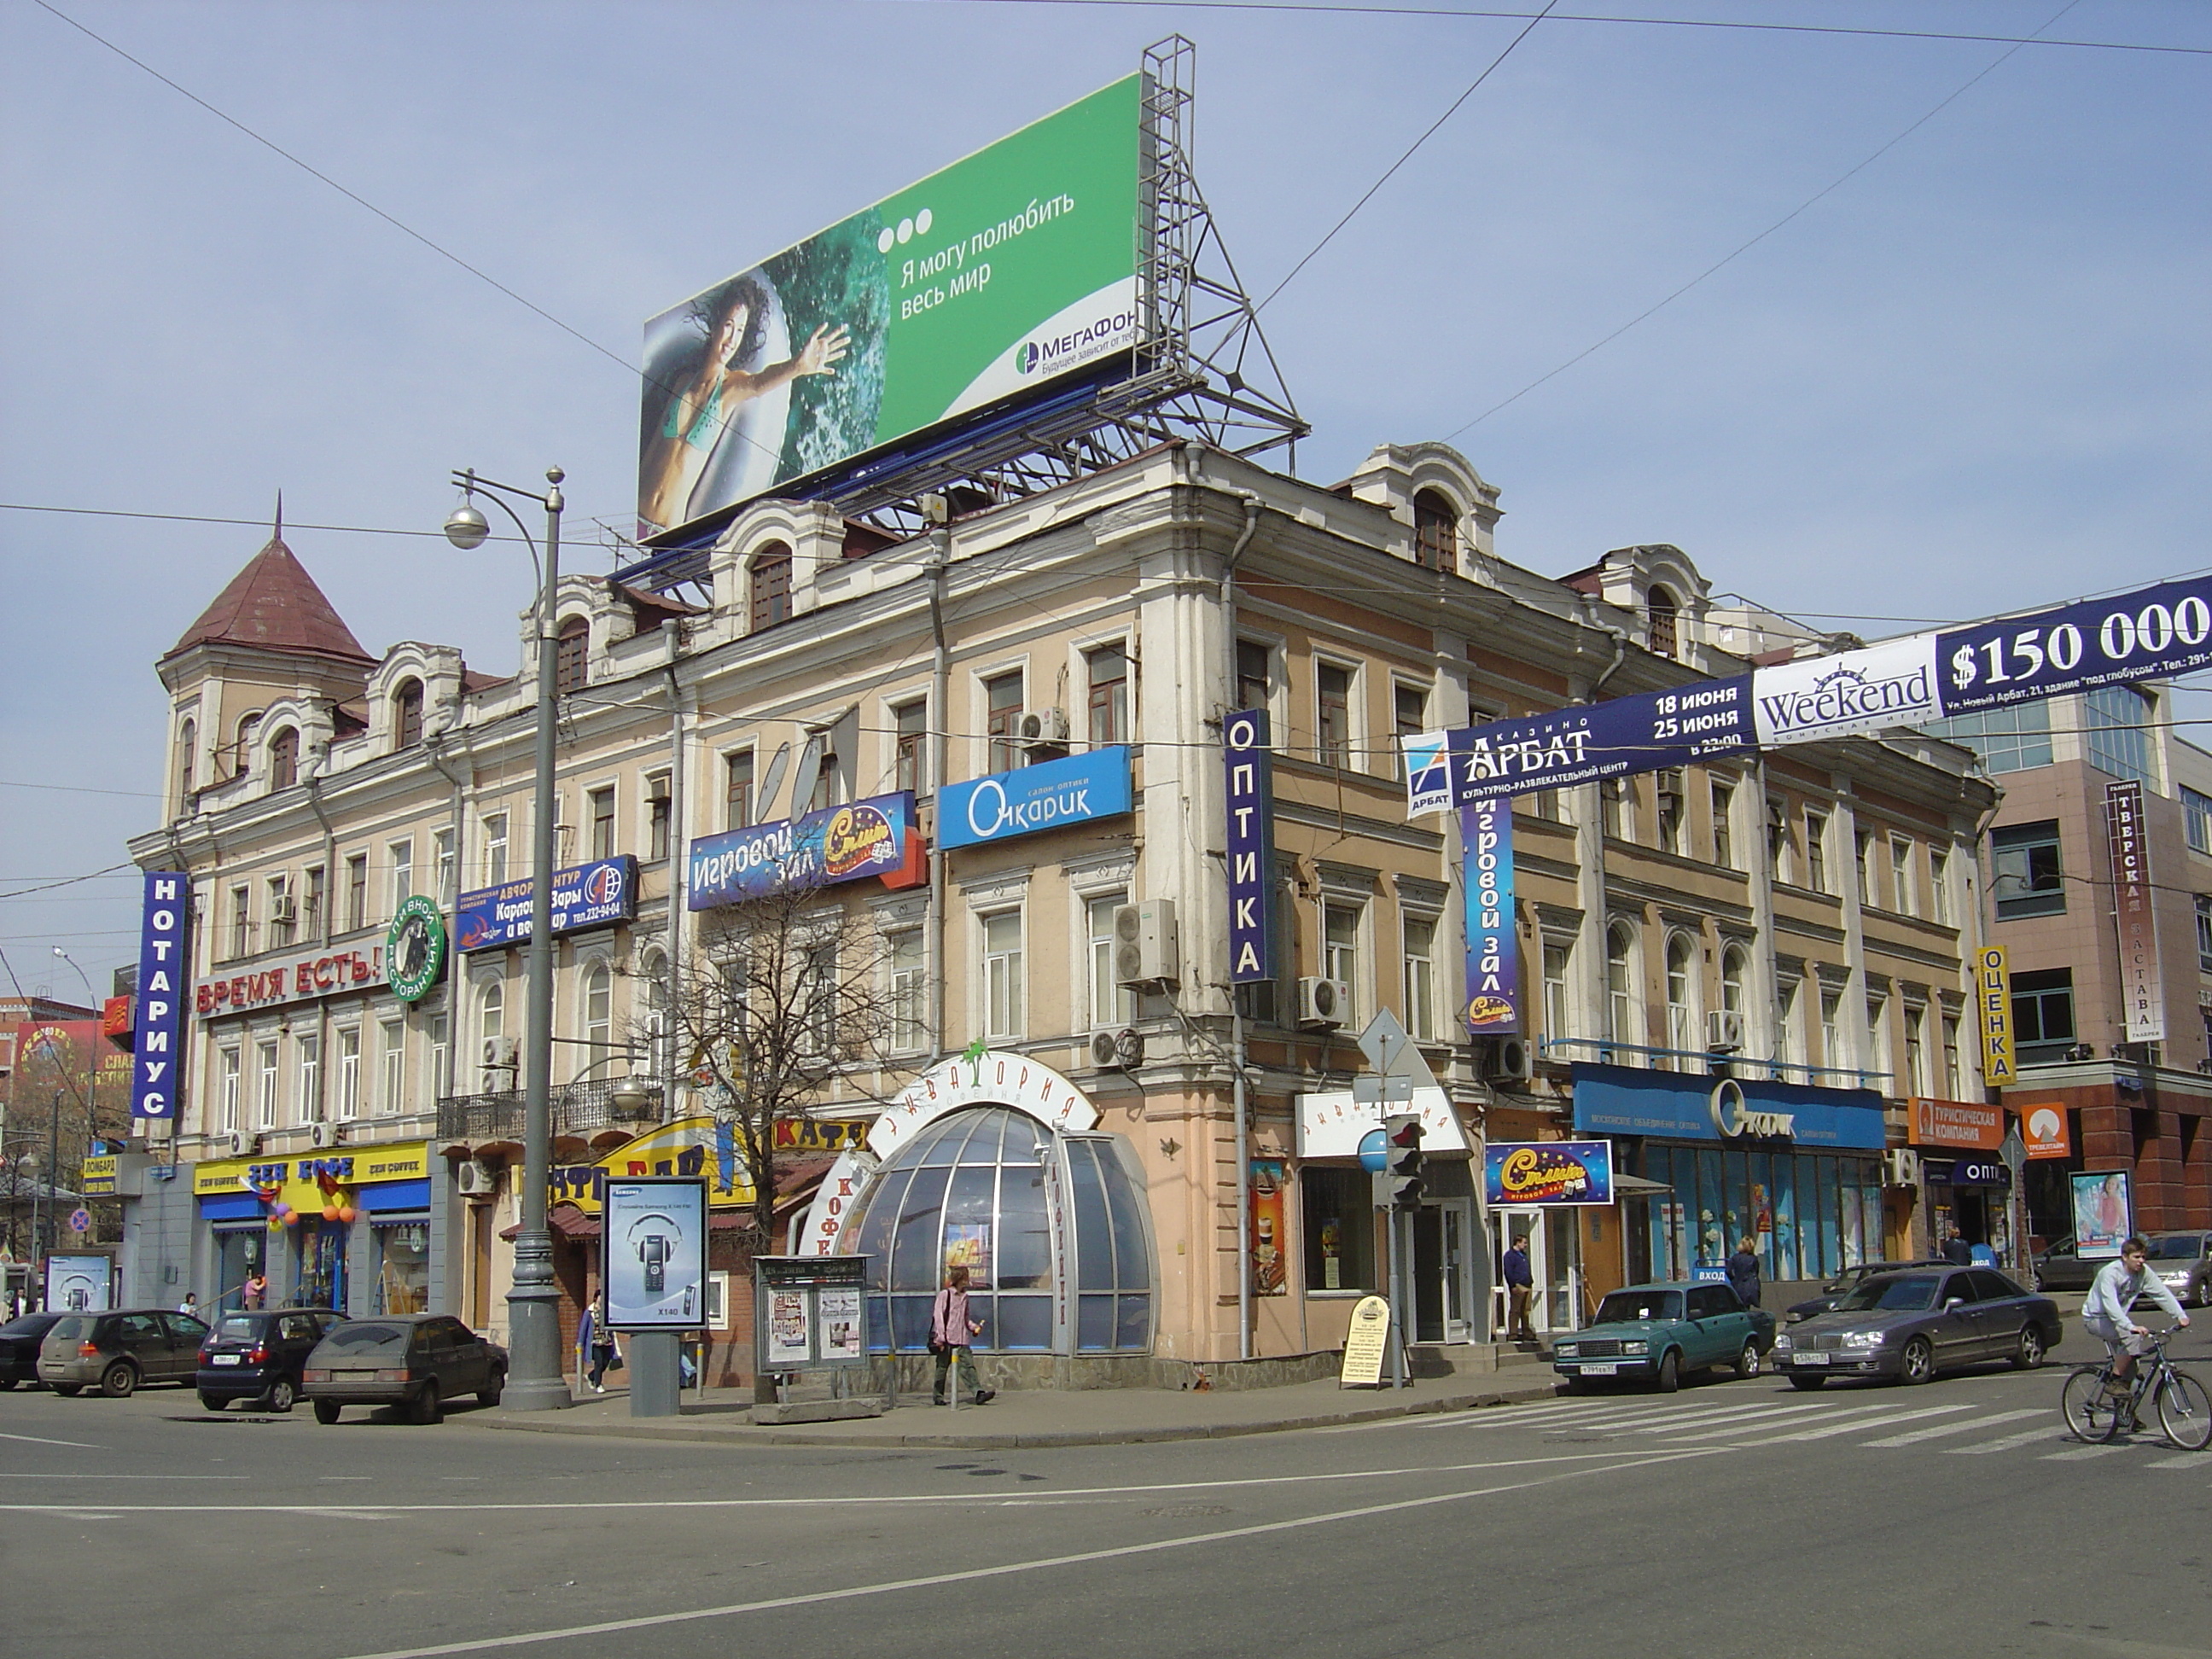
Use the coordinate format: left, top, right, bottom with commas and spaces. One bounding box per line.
1383, 1113, 1424, 1211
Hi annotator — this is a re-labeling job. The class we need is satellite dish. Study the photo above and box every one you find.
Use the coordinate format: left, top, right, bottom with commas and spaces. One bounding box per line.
755, 742, 791, 823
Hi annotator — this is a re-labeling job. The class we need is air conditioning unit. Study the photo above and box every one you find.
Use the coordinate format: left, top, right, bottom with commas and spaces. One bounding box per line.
1485, 1035, 1534, 1085
1881, 1148, 1923, 1188
1298, 976, 1350, 1028
1708, 1010, 1745, 1051
1112, 899, 1180, 987
455, 1159, 502, 1197
225, 1130, 257, 1157
307, 1121, 337, 1150
481, 1036, 519, 1073
1088, 1027, 1144, 1070
1016, 707, 1070, 748
271, 894, 297, 923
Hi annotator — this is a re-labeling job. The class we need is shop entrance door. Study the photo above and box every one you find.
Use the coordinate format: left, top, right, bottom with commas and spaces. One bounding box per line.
1489, 1208, 1585, 1333
1408, 1200, 1479, 1343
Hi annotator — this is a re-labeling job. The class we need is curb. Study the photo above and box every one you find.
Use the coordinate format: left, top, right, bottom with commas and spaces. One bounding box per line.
467, 1377, 1565, 1451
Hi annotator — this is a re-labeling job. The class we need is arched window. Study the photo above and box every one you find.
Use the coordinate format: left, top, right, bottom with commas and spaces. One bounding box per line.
393, 680, 424, 749
177, 719, 197, 800
1413, 490, 1458, 573
555, 616, 589, 696
232, 711, 263, 778
749, 543, 793, 632
582, 962, 613, 1081
1720, 946, 1747, 1018
1605, 923, 1638, 1057
1647, 585, 1679, 660
268, 726, 299, 789
1665, 934, 1697, 1061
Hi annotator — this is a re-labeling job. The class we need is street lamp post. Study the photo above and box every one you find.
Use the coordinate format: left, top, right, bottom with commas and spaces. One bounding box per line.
445, 465, 571, 1412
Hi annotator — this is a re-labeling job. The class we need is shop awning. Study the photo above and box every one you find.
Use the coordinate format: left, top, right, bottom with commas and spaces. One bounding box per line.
1609, 1173, 1673, 1197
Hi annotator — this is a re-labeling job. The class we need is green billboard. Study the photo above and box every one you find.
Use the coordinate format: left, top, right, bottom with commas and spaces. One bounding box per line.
638, 76, 1144, 537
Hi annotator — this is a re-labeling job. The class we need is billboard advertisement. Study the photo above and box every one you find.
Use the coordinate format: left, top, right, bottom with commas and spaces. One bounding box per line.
1484, 1141, 1615, 1207
603, 1177, 708, 1330
2071, 1170, 2132, 1260
1460, 798, 1517, 1033
638, 75, 1144, 536
938, 746, 1132, 849
687, 794, 919, 908
455, 857, 637, 952
44, 1254, 114, 1313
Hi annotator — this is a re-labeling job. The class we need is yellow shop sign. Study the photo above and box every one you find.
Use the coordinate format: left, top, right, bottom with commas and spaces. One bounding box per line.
549, 1117, 754, 1214
195, 1142, 431, 1216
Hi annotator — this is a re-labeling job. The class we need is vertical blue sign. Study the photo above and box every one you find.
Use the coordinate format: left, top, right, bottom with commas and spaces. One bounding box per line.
1460, 800, 1518, 1033
132, 871, 191, 1122
1224, 709, 1277, 985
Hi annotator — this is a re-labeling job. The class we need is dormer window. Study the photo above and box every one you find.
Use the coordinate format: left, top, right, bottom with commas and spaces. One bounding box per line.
1413, 491, 1458, 573
750, 544, 794, 633
555, 617, 589, 696
394, 680, 424, 749
269, 726, 299, 789
1647, 585, 1679, 660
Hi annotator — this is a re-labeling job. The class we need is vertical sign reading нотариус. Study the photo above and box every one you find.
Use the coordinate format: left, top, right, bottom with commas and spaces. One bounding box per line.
1225, 709, 1277, 985
133, 871, 190, 1122
1460, 799, 1518, 1034
2105, 781, 2165, 1044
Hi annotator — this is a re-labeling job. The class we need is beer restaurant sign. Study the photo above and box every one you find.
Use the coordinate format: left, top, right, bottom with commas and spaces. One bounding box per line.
197, 946, 385, 1019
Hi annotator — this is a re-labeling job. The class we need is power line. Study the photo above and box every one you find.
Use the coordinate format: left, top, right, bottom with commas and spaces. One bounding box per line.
1257, 0, 1557, 311
0, 780, 163, 800
0, 500, 541, 546
0, 864, 139, 902
1448, 0, 2086, 438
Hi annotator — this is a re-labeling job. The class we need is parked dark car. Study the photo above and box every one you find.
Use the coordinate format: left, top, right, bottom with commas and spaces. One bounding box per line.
196, 1307, 346, 1412
1770, 1266, 2061, 1388
1784, 1259, 1953, 1324
302, 1313, 505, 1423
2033, 1237, 2102, 1295
0, 1312, 67, 1388
38, 1308, 212, 1396
1552, 1282, 1777, 1393
2145, 1232, 2212, 1308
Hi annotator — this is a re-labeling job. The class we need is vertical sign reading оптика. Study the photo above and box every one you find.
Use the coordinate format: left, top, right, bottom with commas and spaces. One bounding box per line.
1224, 709, 1278, 985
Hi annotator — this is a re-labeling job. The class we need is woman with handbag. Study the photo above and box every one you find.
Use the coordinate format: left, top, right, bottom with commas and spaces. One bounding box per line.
580, 1292, 622, 1393
929, 1266, 993, 1406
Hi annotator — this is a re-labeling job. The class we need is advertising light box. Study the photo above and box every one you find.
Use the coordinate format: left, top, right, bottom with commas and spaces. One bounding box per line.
455, 857, 637, 952
637, 75, 1144, 536
603, 1178, 708, 1331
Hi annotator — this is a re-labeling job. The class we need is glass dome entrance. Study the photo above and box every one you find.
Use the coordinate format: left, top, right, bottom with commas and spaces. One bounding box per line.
841, 1105, 1152, 1353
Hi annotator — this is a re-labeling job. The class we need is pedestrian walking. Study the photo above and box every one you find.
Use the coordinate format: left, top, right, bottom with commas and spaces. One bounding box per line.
929, 1265, 993, 1406
579, 1294, 620, 1392
1942, 1225, 1974, 1266
242, 1272, 267, 1311
1502, 1235, 1536, 1341
1726, 1237, 1762, 1309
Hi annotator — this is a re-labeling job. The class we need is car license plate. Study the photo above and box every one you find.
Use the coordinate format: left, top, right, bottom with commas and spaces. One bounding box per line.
1580, 1362, 1618, 1377
212, 1354, 241, 1365
1794, 1351, 1829, 1365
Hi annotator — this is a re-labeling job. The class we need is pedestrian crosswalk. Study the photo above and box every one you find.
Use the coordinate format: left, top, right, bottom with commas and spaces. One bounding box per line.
1359, 1389, 2211, 1465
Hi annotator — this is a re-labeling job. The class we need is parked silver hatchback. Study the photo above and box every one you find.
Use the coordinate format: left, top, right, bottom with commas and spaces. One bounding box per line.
38, 1308, 212, 1397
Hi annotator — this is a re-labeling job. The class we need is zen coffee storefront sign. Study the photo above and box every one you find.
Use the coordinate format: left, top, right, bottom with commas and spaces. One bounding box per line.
938, 747, 1132, 849
456, 857, 637, 952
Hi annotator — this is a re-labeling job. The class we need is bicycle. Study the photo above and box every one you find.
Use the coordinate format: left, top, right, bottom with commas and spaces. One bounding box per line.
2060, 1328, 2211, 1449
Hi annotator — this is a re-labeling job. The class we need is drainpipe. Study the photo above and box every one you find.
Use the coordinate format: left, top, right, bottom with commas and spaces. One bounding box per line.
1224, 490, 1261, 1363
304, 777, 341, 1144
923, 498, 953, 1062
661, 621, 688, 1115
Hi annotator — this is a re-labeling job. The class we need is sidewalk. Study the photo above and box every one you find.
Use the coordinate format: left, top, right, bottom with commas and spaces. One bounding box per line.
469, 1367, 1565, 1451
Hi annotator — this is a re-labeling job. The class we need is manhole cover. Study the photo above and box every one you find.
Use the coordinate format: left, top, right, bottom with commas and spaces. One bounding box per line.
1144, 1504, 1231, 1518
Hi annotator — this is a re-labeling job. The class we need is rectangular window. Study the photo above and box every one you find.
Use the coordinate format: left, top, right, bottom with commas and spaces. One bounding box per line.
808, 745, 842, 813
1904, 1005, 1929, 1096
1401, 916, 1437, 1042
433, 829, 456, 905
1087, 894, 1135, 1028
345, 854, 368, 932
256, 1040, 279, 1129
1236, 639, 1272, 713
1776, 980, 1804, 1074
1086, 643, 1128, 747
748, 550, 792, 632
1710, 780, 1735, 870
1992, 820, 2064, 919
1656, 770, 1685, 855
589, 787, 615, 861
1819, 987, 1842, 1074
1925, 701, 2054, 774
985, 672, 1025, 773
723, 752, 754, 831
2188, 788, 2212, 856
1930, 847, 1951, 925
1301, 1166, 1378, 1293
1542, 939, 1573, 1041
229, 885, 251, 960
336, 1027, 361, 1121
219, 1047, 242, 1132
267, 876, 294, 949
379, 1018, 405, 1115
2197, 897, 2212, 971
1315, 662, 1352, 767
2085, 685, 2154, 787
1941, 1014, 1962, 1097
1324, 903, 1361, 1015
800, 943, 838, 1057
1602, 778, 1631, 842
889, 931, 925, 1052
304, 865, 327, 941
296, 1034, 322, 1124
1889, 835, 1915, 917
387, 838, 413, 918
429, 1012, 451, 1101
981, 911, 1024, 1040
1854, 830, 1873, 905
1393, 683, 1428, 780
894, 700, 928, 795
1866, 992, 1889, 1084
1805, 812, 1830, 894
1766, 798, 1792, 884
482, 815, 509, 886
646, 775, 672, 862
2011, 968, 2076, 1062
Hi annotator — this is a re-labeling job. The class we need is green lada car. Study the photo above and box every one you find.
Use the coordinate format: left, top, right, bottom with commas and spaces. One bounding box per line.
1551, 1281, 1778, 1394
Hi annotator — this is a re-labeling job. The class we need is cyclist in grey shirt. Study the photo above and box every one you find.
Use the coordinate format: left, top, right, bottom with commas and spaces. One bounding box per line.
2083, 1236, 2190, 1406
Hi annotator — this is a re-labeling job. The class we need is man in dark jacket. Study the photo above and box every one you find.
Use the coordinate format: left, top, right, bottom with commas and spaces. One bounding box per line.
1941, 1225, 1974, 1266
1502, 1236, 1535, 1340
1726, 1238, 1762, 1309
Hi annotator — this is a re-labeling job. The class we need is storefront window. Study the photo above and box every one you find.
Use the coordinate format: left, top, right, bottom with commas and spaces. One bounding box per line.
1301, 1166, 1379, 1295
375, 1222, 430, 1313
297, 1220, 346, 1311
216, 1226, 265, 1312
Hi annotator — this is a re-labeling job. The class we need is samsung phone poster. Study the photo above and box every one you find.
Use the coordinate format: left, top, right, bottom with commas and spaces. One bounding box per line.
603, 1179, 708, 1330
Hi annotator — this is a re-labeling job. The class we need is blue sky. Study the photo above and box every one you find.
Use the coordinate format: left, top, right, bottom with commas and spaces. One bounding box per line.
3, 0, 2207, 990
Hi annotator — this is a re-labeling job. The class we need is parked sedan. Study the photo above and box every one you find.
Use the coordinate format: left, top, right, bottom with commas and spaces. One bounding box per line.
2033, 1237, 2101, 1295
302, 1314, 505, 1423
2144, 1232, 2212, 1308
0, 1312, 67, 1389
197, 1307, 346, 1412
1784, 1260, 1953, 1324
38, 1308, 212, 1396
1553, 1282, 1777, 1394
1770, 1266, 2060, 1388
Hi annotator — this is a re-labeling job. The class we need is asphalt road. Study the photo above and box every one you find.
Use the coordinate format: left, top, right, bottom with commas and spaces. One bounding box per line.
3, 1326, 2209, 1659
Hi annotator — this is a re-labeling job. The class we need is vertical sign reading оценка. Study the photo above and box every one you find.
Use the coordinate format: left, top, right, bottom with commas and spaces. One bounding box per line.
132, 871, 190, 1123
1225, 709, 1278, 985
2104, 780, 2165, 1044
1460, 799, 1518, 1034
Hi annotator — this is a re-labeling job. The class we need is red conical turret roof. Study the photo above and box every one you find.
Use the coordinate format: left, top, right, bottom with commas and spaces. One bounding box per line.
165, 527, 373, 664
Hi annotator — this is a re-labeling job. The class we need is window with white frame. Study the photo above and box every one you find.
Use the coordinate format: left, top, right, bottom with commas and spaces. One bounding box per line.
2188, 788, 2212, 856
482, 815, 509, 886
1323, 903, 1361, 1014
1905, 1004, 1930, 1095
1720, 946, 1748, 1030
1400, 914, 1438, 1042
380, 1017, 405, 1114
1866, 991, 1890, 1085
1805, 811, 1831, 894
1605, 923, 1638, 1058
1710, 779, 1736, 870
1890, 835, 1916, 917
218, 1047, 242, 1132
1776, 979, 1804, 1075
889, 930, 926, 1052
1819, 987, 1843, 1074
428, 1010, 451, 1101
981, 911, 1024, 1040
1086, 894, 1135, 1029
1766, 796, 1794, 884
297, 1033, 323, 1122
387, 837, 413, 918
1542, 938, 1573, 1044
1664, 934, 1697, 1061
1086, 643, 1128, 747
1930, 846, 1952, 924
1941, 1012, 1963, 1097
800, 941, 839, 1057
1656, 771, 1686, 857
2197, 896, 2212, 971
336, 1027, 361, 1120
894, 701, 928, 795
434, 828, 457, 905
1316, 661, 1353, 768
256, 1039, 279, 1129
583, 963, 613, 1080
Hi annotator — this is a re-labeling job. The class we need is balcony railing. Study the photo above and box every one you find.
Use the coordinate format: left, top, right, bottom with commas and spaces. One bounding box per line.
1535, 1035, 1892, 1091
437, 1077, 663, 1142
